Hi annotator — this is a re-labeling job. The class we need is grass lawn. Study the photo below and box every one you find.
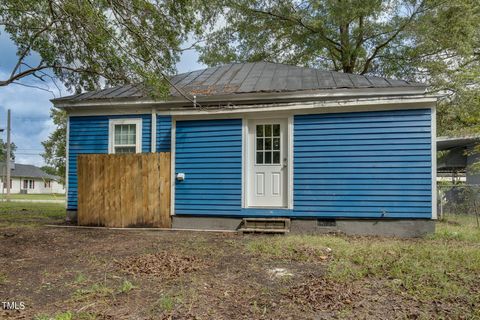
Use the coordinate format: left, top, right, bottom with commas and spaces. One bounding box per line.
0, 193, 65, 200
0, 203, 479, 319
0, 201, 65, 227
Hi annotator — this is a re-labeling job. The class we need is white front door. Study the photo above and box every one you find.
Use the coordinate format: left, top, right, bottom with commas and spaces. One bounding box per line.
248, 119, 288, 207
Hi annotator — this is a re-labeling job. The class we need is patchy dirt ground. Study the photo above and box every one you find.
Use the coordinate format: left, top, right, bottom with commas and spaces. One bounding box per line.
0, 224, 479, 320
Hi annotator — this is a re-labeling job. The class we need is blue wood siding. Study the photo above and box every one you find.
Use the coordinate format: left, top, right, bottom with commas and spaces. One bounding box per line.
174, 108, 432, 219
68, 108, 432, 219
157, 115, 172, 152
175, 119, 242, 215
67, 114, 151, 209
293, 109, 432, 218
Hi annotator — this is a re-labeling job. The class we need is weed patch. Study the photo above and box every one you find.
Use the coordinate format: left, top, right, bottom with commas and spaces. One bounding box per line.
117, 251, 210, 279
120, 279, 136, 293
74, 273, 88, 285
34, 311, 97, 320
0, 272, 7, 284
246, 235, 333, 262
73, 283, 114, 302
245, 227, 480, 304
285, 275, 358, 310
35, 311, 73, 320
433, 215, 480, 243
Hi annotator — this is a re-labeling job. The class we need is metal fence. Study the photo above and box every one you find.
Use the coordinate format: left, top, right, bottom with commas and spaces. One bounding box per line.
437, 183, 480, 225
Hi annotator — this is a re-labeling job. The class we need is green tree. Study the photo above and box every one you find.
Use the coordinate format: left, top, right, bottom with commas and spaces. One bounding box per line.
199, 0, 480, 135
0, 140, 16, 162
2, 0, 213, 184
41, 108, 66, 184
0, 0, 213, 96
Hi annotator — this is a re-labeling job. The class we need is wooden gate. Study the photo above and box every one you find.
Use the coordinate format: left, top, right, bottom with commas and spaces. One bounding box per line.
77, 153, 171, 228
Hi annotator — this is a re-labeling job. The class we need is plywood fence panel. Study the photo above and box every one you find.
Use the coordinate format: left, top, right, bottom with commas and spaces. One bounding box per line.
77, 153, 171, 228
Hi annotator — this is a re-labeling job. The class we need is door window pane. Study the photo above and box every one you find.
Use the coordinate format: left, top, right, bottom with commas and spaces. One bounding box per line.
265, 124, 272, 136
256, 138, 264, 151
273, 138, 280, 150
265, 138, 272, 150
256, 152, 263, 164
273, 151, 280, 164
273, 124, 280, 136
265, 152, 272, 164
256, 125, 263, 137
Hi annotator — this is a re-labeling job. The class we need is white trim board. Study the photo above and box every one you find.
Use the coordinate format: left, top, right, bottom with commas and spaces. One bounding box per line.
170, 118, 176, 216
61, 96, 436, 117
151, 109, 157, 152
431, 105, 437, 220
287, 115, 294, 210
65, 115, 70, 209
241, 117, 247, 208
67, 108, 153, 117
160, 96, 436, 116
169, 100, 436, 122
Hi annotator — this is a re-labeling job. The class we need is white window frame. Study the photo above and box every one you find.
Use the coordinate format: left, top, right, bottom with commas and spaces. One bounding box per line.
108, 118, 142, 154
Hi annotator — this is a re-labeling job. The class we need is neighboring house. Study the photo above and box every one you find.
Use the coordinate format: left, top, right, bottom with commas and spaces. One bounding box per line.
437, 136, 480, 184
52, 62, 437, 237
1, 163, 65, 194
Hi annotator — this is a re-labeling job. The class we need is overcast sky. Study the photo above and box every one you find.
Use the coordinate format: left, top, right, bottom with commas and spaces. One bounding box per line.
0, 31, 205, 167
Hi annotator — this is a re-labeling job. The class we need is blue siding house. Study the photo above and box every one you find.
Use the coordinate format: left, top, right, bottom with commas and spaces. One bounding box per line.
52, 62, 437, 236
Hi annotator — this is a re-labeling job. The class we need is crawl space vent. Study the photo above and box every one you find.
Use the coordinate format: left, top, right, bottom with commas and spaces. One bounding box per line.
317, 219, 337, 227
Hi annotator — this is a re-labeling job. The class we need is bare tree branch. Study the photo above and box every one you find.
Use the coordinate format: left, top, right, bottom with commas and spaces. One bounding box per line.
0, 61, 50, 86
244, 6, 341, 50
11, 81, 56, 97
360, 1, 426, 74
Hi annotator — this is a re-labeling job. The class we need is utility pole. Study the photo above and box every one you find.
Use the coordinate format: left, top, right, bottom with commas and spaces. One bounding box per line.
0, 126, 3, 198
6, 109, 11, 199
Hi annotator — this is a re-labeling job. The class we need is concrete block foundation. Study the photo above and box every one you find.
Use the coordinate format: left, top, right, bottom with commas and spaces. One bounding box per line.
172, 216, 435, 238
66, 210, 78, 224
69, 210, 435, 237
172, 216, 243, 231
290, 218, 435, 238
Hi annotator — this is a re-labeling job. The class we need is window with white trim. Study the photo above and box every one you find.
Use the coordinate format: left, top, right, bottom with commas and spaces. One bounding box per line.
109, 119, 142, 154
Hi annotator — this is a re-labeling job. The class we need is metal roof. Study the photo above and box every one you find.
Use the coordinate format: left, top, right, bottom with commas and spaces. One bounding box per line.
52, 62, 427, 104
437, 136, 480, 151
7, 164, 59, 180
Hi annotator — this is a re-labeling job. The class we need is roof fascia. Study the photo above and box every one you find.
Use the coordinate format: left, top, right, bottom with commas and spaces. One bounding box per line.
54, 86, 428, 110
164, 95, 436, 116
65, 95, 436, 117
